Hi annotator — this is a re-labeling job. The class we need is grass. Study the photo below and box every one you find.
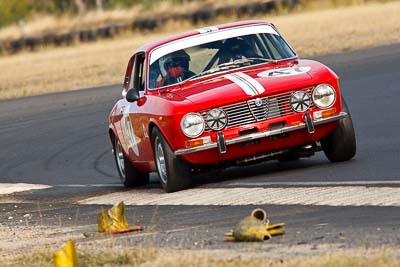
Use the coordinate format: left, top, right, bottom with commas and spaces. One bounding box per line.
6, 248, 400, 267
0, 1, 399, 100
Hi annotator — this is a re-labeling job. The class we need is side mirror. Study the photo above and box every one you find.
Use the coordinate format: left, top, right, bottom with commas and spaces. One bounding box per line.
126, 88, 140, 102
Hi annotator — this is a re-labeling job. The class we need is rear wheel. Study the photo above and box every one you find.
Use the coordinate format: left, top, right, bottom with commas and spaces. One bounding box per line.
113, 137, 149, 187
151, 128, 193, 193
321, 99, 356, 162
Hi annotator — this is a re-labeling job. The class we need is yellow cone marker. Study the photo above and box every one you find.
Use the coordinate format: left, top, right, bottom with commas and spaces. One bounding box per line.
98, 201, 144, 234
232, 216, 271, 241
225, 208, 285, 242
53, 240, 78, 267
266, 222, 286, 236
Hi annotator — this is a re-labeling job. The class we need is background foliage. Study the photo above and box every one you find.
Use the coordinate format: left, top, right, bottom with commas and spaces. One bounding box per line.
0, 0, 393, 29
0, 0, 192, 28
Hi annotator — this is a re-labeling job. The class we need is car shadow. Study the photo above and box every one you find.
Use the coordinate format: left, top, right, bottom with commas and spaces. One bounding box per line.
141, 155, 358, 191
191, 157, 334, 188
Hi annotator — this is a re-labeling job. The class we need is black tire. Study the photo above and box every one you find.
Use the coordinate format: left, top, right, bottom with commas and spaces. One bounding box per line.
151, 127, 193, 193
113, 136, 149, 187
321, 99, 356, 162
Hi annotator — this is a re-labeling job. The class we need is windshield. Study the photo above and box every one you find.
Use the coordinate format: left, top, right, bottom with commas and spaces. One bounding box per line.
148, 28, 296, 89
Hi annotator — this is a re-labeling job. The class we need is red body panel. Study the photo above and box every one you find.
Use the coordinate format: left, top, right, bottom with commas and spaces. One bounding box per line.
109, 21, 343, 173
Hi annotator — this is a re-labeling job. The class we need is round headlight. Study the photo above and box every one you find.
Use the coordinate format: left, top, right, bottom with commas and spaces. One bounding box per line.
206, 108, 227, 130
180, 113, 205, 138
312, 84, 336, 109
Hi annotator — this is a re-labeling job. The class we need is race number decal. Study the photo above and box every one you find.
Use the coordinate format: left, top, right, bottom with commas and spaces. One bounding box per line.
258, 66, 311, 78
123, 115, 140, 157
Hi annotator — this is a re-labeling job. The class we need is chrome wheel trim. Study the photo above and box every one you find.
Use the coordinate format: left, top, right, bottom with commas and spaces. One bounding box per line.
114, 139, 126, 181
154, 136, 168, 184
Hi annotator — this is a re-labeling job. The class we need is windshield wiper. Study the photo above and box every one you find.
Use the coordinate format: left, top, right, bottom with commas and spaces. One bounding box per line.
180, 58, 277, 86
245, 58, 279, 64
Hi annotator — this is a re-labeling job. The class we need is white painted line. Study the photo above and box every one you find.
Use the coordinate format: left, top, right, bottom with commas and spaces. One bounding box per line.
55, 184, 123, 188
0, 183, 51, 195
227, 181, 400, 186
78, 186, 400, 207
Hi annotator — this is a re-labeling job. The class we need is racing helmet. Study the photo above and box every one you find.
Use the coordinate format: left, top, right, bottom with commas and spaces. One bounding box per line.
225, 37, 259, 59
159, 49, 191, 77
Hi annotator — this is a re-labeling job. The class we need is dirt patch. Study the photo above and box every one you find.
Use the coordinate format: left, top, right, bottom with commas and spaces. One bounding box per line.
2, 224, 400, 266
0, 225, 84, 261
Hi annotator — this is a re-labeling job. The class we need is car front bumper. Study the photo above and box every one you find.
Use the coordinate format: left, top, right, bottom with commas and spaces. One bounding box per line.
174, 112, 347, 156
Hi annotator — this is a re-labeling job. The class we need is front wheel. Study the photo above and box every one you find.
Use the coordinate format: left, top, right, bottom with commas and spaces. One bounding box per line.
151, 128, 193, 193
113, 137, 149, 187
321, 99, 356, 162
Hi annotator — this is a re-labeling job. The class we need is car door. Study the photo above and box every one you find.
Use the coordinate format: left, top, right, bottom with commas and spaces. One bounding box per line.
113, 56, 134, 152
122, 52, 148, 162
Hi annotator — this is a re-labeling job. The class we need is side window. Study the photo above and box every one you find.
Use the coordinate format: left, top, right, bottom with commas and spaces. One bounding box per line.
130, 53, 146, 92
123, 56, 134, 94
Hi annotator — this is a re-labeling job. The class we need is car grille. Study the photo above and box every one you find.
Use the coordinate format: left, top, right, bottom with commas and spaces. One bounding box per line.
202, 87, 314, 130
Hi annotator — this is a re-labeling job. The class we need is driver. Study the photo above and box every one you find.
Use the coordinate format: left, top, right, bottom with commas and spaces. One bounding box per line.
156, 49, 195, 87
219, 37, 261, 63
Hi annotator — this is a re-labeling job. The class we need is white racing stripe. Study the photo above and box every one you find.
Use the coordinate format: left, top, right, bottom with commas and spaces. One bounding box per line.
225, 74, 258, 96
79, 186, 400, 207
225, 72, 265, 96
150, 24, 278, 64
0, 183, 51, 195
234, 72, 265, 94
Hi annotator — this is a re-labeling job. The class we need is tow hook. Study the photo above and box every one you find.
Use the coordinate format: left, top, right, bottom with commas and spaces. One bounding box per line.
304, 113, 315, 134
217, 132, 227, 154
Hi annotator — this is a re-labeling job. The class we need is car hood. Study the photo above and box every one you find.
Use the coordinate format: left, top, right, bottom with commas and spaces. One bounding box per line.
170, 59, 333, 110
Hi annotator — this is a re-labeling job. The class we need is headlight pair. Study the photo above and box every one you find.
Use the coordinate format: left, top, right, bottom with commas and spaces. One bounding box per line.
181, 108, 227, 138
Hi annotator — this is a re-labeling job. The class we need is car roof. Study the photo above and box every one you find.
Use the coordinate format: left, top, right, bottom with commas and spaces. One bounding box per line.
136, 20, 273, 54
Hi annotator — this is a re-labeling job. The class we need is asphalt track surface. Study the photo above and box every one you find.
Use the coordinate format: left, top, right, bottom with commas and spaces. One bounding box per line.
1, 44, 400, 251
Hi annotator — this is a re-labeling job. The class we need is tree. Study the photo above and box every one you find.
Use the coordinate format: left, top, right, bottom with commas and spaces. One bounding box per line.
74, 0, 86, 14
96, 0, 103, 11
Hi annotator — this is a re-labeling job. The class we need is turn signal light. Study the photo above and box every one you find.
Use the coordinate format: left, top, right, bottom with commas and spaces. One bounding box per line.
185, 136, 211, 148
313, 108, 336, 120
321, 108, 336, 118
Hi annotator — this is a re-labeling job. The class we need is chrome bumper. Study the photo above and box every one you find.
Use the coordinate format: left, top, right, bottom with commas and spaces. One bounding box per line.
174, 112, 347, 156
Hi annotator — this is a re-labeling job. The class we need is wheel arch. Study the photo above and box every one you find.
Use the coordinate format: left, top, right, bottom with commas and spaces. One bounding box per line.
148, 119, 176, 151
108, 126, 118, 147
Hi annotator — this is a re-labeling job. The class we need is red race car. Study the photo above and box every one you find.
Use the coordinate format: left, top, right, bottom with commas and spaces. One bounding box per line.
109, 20, 356, 192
